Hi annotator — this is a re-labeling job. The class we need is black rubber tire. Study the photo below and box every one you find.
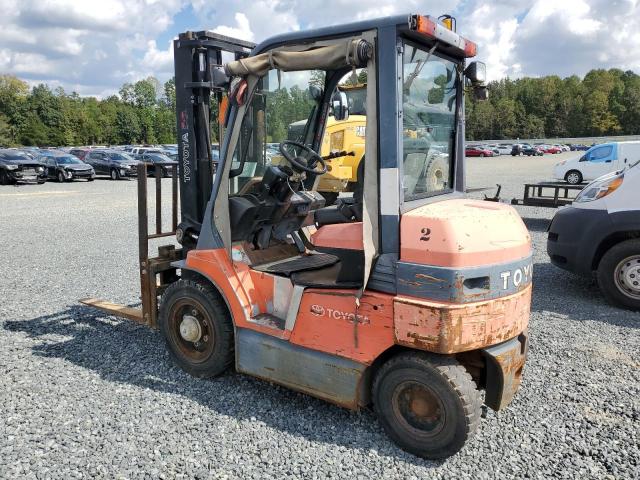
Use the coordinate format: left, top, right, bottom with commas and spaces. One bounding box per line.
373, 352, 481, 459
565, 170, 582, 185
159, 279, 234, 378
596, 239, 640, 311
110, 168, 120, 180
87, 178, 94, 182
479, 153, 485, 157
57, 171, 66, 183
0, 169, 11, 185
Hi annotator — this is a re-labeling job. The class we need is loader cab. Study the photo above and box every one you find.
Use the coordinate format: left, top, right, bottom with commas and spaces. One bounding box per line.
196, 15, 480, 290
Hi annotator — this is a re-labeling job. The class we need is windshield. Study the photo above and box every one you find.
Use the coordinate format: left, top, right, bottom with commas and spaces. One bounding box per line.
229, 68, 324, 194
108, 152, 134, 162
402, 43, 458, 201
57, 156, 82, 164
342, 85, 366, 115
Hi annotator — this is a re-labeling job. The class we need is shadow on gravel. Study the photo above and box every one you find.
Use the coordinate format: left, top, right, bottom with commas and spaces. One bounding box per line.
522, 217, 551, 232
531, 262, 639, 329
3, 305, 443, 468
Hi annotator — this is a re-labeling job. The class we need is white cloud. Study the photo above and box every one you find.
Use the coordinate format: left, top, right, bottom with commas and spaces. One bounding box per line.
213, 13, 255, 41
0, 0, 639, 96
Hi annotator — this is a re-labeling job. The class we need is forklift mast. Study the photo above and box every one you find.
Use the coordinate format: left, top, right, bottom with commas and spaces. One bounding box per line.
173, 31, 255, 245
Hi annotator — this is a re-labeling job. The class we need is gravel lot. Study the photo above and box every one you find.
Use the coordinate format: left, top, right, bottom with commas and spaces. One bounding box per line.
1, 152, 638, 479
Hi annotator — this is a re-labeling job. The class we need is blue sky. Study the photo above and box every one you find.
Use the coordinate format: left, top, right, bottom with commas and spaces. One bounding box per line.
0, 0, 638, 97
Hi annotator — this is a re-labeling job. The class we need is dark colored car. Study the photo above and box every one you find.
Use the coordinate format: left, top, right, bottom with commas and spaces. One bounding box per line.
523, 145, 544, 156
69, 148, 91, 160
84, 149, 138, 180
0, 149, 46, 185
570, 144, 590, 151
140, 152, 177, 177
465, 146, 493, 157
38, 152, 95, 182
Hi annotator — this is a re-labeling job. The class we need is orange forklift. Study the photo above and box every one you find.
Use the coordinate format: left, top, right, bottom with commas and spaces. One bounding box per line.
82, 13, 532, 458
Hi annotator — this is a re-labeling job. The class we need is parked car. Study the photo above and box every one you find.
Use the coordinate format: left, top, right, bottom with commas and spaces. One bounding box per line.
491, 144, 512, 155
140, 152, 176, 177
547, 159, 640, 310
520, 144, 543, 156
482, 144, 500, 156
554, 141, 640, 184
570, 144, 590, 151
130, 147, 164, 157
69, 148, 91, 160
0, 149, 46, 185
465, 146, 494, 157
84, 149, 138, 180
542, 145, 562, 154
554, 144, 570, 152
37, 151, 95, 182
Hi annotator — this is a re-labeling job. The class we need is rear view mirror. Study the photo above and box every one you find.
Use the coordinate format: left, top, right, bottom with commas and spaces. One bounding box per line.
465, 61, 486, 84
332, 91, 349, 121
473, 85, 489, 101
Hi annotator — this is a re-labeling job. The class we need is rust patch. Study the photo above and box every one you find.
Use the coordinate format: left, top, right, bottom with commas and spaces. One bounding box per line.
414, 273, 446, 283
394, 285, 531, 354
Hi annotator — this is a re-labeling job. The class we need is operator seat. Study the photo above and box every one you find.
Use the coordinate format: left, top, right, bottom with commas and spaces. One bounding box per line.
313, 158, 364, 227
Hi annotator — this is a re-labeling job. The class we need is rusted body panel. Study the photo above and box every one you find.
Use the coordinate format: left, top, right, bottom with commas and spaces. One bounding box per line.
482, 331, 528, 410
393, 285, 531, 354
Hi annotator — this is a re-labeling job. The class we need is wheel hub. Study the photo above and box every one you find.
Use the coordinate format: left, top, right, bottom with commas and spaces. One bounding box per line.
616, 255, 640, 297
394, 383, 444, 434
179, 314, 202, 342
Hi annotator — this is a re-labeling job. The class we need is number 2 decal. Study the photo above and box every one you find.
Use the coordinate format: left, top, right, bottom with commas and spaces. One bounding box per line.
420, 227, 431, 241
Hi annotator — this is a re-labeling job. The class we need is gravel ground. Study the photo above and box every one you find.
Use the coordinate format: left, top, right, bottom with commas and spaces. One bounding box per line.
1, 154, 639, 479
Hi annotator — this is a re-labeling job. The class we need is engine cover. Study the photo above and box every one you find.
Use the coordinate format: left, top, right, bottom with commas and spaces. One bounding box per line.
401, 199, 531, 268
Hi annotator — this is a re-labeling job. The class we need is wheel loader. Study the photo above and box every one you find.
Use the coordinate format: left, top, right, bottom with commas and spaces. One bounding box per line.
82, 13, 532, 459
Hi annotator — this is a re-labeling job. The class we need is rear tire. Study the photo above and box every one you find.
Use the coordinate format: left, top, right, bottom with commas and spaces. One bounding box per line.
597, 239, 640, 311
159, 279, 234, 378
373, 352, 481, 459
565, 170, 582, 185
110, 168, 120, 180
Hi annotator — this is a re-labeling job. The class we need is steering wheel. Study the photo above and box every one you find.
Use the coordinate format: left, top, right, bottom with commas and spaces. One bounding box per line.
279, 140, 327, 175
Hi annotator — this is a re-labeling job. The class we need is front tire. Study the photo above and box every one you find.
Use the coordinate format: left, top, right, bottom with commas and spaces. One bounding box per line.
159, 279, 234, 377
57, 171, 66, 183
597, 239, 640, 311
110, 168, 120, 180
565, 170, 582, 185
373, 353, 481, 459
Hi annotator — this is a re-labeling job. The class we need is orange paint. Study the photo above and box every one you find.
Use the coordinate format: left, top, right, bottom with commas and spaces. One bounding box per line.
185, 249, 252, 327
312, 222, 364, 250
394, 284, 531, 354
401, 199, 531, 267
289, 289, 395, 364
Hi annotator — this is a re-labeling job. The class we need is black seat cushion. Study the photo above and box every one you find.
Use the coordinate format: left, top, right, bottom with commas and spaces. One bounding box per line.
253, 253, 339, 276
291, 263, 361, 289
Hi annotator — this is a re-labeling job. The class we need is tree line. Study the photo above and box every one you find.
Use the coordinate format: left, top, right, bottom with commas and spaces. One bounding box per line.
1, 67, 639, 147
466, 68, 640, 140
0, 75, 177, 147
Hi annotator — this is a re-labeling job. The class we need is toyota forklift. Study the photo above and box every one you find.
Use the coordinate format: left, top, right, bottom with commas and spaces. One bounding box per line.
82, 14, 532, 459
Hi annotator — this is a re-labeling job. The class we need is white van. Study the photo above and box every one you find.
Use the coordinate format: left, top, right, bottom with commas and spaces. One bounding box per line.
553, 141, 640, 184
547, 159, 640, 310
